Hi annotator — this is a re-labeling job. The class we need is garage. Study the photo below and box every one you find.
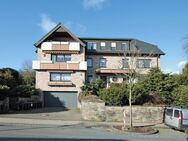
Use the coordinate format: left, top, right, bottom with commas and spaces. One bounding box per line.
44, 91, 77, 109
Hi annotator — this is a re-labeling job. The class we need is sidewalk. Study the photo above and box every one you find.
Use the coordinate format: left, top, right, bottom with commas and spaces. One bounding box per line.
0, 116, 165, 128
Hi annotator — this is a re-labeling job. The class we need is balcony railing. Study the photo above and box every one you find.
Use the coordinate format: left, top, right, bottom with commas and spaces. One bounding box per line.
96, 68, 129, 74
32, 60, 87, 71
41, 42, 80, 51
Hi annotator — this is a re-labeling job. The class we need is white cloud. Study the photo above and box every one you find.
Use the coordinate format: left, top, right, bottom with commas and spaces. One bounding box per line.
38, 14, 87, 35
83, 0, 106, 9
178, 61, 188, 69
64, 21, 87, 35
39, 14, 56, 33
76, 23, 87, 34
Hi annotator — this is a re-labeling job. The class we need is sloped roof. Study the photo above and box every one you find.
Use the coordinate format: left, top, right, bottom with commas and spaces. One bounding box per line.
34, 23, 85, 47
79, 37, 165, 55
133, 39, 165, 55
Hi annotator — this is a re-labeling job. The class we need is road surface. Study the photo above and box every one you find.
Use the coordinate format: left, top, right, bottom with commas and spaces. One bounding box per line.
0, 123, 186, 141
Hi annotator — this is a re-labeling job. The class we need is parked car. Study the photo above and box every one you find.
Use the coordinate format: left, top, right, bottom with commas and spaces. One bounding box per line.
165, 107, 188, 131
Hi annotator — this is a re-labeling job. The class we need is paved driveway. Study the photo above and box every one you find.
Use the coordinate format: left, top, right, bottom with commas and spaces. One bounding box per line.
0, 108, 82, 121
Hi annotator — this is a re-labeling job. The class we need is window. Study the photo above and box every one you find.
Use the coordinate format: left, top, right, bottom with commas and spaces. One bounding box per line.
121, 43, 127, 50
174, 110, 180, 118
50, 72, 71, 81
111, 42, 116, 51
87, 75, 93, 83
112, 76, 118, 82
137, 59, 151, 68
122, 58, 129, 68
87, 58, 93, 68
87, 42, 97, 50
166, 109, 173, 116
100, 42, 106, 50
51, 54, 71, 62
100, 58, 107, 68
50, 73, 61, 81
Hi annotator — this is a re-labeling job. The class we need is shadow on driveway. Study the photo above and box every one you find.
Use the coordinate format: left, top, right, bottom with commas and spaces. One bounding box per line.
8, 107, 69, 114
0, 138, 128, 141
0, 108, 82, 121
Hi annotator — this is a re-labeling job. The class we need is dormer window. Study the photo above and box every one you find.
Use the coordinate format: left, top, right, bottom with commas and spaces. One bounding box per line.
87, 42, 97, 50
121, 42, 127, 50
100, 42, 106, 50
111, 42, 116, 50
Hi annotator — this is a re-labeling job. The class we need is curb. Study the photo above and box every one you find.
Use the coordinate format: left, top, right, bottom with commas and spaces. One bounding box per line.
110, 126, 159, 135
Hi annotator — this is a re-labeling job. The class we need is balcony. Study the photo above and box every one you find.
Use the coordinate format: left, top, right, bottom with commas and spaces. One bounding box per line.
41, 42, 80, 52
48, 81, 73, 86
32, 60, 87, 71
96, 68, 128, 74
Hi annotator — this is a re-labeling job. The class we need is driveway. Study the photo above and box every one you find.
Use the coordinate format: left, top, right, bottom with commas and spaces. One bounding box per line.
0, 108, 82, 121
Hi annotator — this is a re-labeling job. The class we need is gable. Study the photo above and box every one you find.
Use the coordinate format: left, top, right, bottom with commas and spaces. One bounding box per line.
34, 23, 85, 47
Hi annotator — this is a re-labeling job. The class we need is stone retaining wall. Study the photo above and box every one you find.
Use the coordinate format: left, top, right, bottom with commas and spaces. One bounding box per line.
81, 101, 165, 123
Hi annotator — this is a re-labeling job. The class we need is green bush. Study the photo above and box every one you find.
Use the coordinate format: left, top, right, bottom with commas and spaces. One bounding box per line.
99, 83, 129, 106
81, 79, 105, 95
172, 85, 188, 108
10, 85, 38, 98
0, 85, 10, 100
131, 82, 148, 105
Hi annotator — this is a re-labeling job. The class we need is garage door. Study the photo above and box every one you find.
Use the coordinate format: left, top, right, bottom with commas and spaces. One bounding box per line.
44, 91, 77, 109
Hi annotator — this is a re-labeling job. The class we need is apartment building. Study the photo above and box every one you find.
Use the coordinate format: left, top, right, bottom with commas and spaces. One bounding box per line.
32, 23, 165, 109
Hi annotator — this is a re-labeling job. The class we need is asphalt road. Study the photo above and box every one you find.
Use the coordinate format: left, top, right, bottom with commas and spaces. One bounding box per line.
0, 123, 186, 141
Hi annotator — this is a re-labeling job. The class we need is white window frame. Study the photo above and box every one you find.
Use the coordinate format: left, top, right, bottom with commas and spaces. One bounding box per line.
100, 42, 106, 47
111, 42, 116, 47
50, 72, 71, 81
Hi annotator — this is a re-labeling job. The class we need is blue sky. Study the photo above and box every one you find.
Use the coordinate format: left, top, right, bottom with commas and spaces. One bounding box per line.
0, 0, 188, 73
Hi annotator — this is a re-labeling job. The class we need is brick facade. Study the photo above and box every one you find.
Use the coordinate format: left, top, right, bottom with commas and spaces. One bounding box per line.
32, 24, 164, 108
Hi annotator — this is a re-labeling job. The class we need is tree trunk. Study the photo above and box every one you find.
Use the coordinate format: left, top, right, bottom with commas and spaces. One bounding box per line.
129, 84, 133, 128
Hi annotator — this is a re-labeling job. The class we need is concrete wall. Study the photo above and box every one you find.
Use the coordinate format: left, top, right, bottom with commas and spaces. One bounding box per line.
81, 101, 165, 123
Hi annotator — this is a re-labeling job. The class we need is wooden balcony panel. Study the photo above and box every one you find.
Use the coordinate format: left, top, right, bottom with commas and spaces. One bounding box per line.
68, 63, 79, 70
52, 44, 69, 50
40, 62, 80, 70
41, 63, 60, 70
59, 63, 68, 69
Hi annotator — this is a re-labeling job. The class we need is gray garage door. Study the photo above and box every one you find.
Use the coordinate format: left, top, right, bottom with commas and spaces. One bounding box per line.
44, 91, 77, 109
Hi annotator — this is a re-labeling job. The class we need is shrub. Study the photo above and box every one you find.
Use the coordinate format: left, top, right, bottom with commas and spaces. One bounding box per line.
81, 79, 105, 95
10, 85, 38, 98
99, 83, 129, 106
131, 82, 148, 105
0, 85, 10, 100
172, 85, 188, 108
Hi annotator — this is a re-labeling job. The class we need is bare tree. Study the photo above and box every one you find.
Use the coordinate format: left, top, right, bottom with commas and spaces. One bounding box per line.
183, 35, 188, 54
20, 60, 35, 86
119, 41, 155, 128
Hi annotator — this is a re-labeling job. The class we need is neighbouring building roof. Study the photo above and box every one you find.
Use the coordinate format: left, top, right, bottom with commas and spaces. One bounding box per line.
79, 37, 165, 55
